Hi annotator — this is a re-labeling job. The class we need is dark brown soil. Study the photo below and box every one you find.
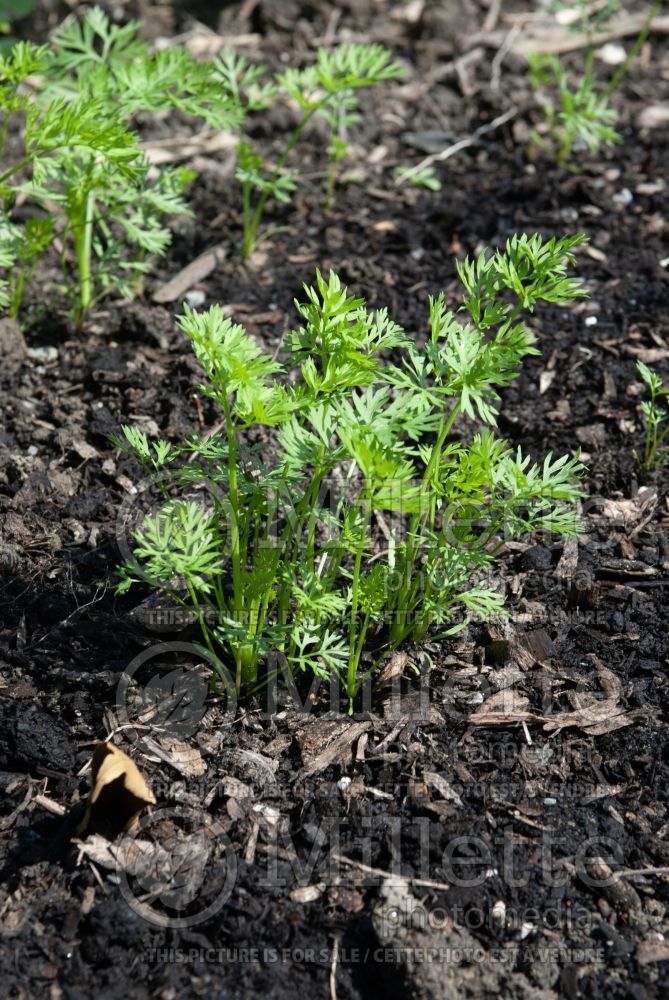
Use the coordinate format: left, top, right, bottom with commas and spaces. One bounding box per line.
1, 2, 668, 998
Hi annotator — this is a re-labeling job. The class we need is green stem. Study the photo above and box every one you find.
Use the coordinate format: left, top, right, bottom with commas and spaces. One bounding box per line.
347, 508, 368, 705
324, 155, 337, 213
391, 401, 461, 643
241, 179, 251, 252
603, 1, 660, 100
74, 186, 96, 324
242, 98, 329, 257
0, 157, 30, 186
0, 109, 14, 162
220, 392, 252, 689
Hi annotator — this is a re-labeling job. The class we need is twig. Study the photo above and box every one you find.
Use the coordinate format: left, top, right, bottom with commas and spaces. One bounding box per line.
27, 584, 108, 650
329, 935, 341, 1000
331, 853, 457, 892
34, 793, 67, 817
618, 866, 669, 879
491, 25, 522, 92
395, 106, 518, 186
474, 11, 669, 57
483, 0, 502, 33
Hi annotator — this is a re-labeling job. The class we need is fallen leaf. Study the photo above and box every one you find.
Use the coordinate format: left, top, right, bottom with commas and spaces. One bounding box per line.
539, 370, 556, 394
78, 742, 156, 835
474, 689, 531, 716
377, 651, 411, 686
139, 734, 206, 778
423, 771, 463, 806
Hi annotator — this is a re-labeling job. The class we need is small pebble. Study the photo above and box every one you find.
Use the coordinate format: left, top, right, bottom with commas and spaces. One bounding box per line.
596, 42, 626, 66
337, 777, 352, 792
613, 188, 633, 207
184, 289, 206, 308
492, 900, 506, 927
27, 346, 58, 363
584, 316, 598, 327
27, 445, 39, 457
544, 797, 557, 806
410, 247, 425, 261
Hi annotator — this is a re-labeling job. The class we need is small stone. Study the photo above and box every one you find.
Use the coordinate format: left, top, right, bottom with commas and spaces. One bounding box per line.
184, 289, 206, 308
636, 180, 664, 196
637, 104, 669, 129
596, 42, 626, 66
613, 188, 633, 207
27, 345, 58, 363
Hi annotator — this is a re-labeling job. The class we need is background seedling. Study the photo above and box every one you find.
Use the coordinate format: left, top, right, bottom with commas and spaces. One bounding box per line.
0, 0, 35, 54
528, 0, 660, 168
116, 233, 587, 710
394, 164, 442, 191
635, 361, 669, 470
213, 44, 404, 257
0, 7, 238, 324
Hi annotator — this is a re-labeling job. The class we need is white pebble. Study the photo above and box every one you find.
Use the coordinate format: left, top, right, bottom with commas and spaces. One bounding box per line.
337, 777, 352, 792
27, 346, 58, 363
613, 188, 633, 207
596, 43, 626, 66
184, 289, 206, 308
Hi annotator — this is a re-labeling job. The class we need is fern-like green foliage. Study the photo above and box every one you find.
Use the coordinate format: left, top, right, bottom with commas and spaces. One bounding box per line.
213, 43, 404, 255
116, 234, 587, 709
528, 1, 660, 168
635, 361, 669, 470
528, 54, 619, 167
0, 6, 238, 323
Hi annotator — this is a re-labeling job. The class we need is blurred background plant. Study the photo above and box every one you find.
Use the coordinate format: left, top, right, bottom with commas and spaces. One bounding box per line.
528, 0, 660, 168
0, 0, 35, 54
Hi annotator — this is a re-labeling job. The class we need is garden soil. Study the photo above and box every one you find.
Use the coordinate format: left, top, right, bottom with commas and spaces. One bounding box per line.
1, 2, 668, 998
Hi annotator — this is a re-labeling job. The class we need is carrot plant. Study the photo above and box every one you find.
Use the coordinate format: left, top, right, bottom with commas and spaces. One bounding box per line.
528, 0, 660, 168
116, 233, 587, 709
0, 7, 239, 324
213, 44, 404, 256
635, 361, 669, 470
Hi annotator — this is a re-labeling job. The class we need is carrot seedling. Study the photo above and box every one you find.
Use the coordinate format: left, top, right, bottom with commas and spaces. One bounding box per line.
116, 233, 587, 709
